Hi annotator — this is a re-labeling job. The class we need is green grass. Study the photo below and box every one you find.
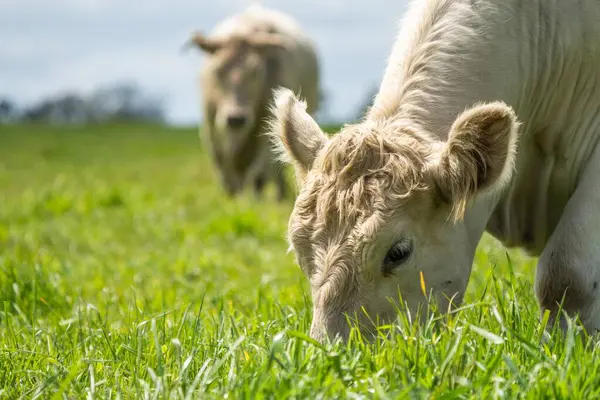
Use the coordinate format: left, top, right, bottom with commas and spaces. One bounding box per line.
1, 123, 599, 399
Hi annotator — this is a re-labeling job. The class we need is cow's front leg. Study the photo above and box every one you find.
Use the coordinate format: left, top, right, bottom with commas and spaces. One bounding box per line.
535, 155, 600, 334
253, 174, 266, 197
274, 167, 288, 202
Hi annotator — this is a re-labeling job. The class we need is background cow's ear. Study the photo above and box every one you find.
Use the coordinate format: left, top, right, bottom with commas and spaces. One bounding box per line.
432, 102, 520, 220
267, 87, 328, 182
185, 32, 224, 54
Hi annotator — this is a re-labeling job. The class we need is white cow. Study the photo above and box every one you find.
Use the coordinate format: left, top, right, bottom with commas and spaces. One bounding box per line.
187, 5, 320, 200
269, 0, 600, 341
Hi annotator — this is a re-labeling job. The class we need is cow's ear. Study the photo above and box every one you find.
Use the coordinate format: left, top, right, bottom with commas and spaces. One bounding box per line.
185, 32, 225, 54
432, 102, 520, 220
268, 87, 328, 181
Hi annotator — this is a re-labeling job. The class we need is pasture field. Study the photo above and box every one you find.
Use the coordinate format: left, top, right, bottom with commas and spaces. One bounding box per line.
1, 123, 599, 399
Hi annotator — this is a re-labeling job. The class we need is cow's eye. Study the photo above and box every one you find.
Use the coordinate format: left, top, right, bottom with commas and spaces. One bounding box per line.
382, 239, 413, 276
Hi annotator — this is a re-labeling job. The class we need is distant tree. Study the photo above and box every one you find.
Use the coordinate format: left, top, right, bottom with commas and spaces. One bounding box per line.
88, 82, 166, 123
54, 93, 88, 124
21, 99, 53, 122
19, 81, 166, 125
21, 92, 87, 124
0, 97, 18, 123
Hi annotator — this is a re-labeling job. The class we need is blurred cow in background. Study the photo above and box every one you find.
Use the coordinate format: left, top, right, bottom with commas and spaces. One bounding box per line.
186, 4, 320, 200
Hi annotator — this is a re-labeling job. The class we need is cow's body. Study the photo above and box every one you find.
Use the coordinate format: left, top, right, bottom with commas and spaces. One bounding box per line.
270, 0, 600, 341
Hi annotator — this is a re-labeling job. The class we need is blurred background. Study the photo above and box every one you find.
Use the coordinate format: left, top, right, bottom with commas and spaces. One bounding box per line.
1, 0, 411, 126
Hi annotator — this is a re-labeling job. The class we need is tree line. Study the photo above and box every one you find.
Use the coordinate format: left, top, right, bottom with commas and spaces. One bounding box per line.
0, 81, 166, 125
0, 81, 379, 126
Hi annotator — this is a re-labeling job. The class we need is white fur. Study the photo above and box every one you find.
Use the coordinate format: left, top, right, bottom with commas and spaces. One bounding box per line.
271, 0, 600, 339
195, 5, 320, 199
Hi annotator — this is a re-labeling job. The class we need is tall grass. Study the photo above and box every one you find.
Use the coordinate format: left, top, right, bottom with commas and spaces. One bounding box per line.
1, 124, 599, 399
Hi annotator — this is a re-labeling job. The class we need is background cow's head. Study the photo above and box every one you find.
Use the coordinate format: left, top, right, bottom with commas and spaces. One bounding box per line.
189, 31, 291, 156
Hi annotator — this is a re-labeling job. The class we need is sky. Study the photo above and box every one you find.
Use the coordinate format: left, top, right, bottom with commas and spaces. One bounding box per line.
1, 0, 411, 125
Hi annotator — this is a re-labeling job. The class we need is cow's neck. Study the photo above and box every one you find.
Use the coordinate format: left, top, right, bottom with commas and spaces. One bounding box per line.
366, 1, 536, 253
367, 1, 526, 140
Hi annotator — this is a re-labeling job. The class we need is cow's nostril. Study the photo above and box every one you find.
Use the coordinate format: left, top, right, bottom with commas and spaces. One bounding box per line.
227, 115, 247, 129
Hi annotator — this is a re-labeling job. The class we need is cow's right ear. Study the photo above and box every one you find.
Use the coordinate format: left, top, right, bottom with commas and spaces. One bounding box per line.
184, 32, 223, 54
268, 87, 328, 181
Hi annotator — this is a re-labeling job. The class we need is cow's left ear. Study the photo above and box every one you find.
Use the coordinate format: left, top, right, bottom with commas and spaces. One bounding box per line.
432, 102, 520, 220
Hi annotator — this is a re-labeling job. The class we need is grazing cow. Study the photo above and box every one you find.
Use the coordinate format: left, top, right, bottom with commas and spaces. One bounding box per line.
269, 0, 600, 341
187, 5, 320, 200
